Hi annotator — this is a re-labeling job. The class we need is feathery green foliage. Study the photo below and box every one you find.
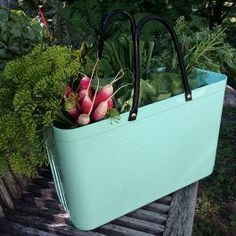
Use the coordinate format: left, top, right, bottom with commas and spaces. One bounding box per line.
176, 17, 236, 73
151, 17, 236, 80
0, 44, 83, 176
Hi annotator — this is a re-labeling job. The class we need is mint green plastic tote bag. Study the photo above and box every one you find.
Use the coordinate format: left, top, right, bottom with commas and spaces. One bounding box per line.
47, 11, 227, 230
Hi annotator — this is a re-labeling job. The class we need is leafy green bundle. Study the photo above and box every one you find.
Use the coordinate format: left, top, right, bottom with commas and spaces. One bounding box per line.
0, 44, 83, 176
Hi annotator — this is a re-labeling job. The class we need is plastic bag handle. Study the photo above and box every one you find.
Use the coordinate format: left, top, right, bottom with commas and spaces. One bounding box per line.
129, 15, 192, 121
97, 9, 136, 60
98, 11, 192, 121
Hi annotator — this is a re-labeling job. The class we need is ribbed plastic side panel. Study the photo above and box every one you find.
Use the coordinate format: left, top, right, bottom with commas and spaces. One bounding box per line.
50, 70, 227, 230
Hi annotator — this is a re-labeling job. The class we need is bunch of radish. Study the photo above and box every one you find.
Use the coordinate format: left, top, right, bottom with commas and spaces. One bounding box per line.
64, 61, 125, 126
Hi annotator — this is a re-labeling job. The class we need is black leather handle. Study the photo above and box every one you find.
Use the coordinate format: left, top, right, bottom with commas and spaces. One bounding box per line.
98, 11, 192, 121
97, 9, 136, 60
128, 15, 192, 121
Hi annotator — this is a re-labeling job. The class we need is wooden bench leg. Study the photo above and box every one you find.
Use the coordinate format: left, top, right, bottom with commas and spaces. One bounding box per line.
0, 204, 5, 218
163, 182, 198, 236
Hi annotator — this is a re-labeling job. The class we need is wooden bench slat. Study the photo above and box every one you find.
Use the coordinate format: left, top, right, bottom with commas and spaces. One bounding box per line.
38, 169, 53, 179
96, 223, 156, 236
0, 179, 14, 209
0, 204, 5, 217
5, 209, 105, 236
27, 184, 57, 199
22, 194, 64, 211
113, 215, 165, 234
142, 202, 170, 214
0, 218, 56, 236
13, 200, 71, 225
33, 176, 55, 189
155, 195, 172, 205
163, 182, 198, 236
22, 191, 56, 201
14, 174, 30, 191
128, 208, 167, 224
2, 169, 22, 199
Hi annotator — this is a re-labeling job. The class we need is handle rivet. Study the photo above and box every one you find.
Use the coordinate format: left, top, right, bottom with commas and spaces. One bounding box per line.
131, 113, 137, 119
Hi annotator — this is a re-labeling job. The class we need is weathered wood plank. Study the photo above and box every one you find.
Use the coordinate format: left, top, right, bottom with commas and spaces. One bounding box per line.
33, 176, 55, 189
2, 168, 22, 199
96, 223, 155, 236
0, 204, 5, 217
113, 215, 165, 234
14, 174, 29, 191
0, 179, 14, 209
22, 194, 64, 211
156, 195, 172, 205
5, 209, 105, 236
13, 200, 71, 225
22, 190, 42, 199
38, 169, 53, 179
0, 219, 56, 236
142, 202, 170, 214
163, 182, 198, 236
28, 183, 57, 198
128, 208, 167, 224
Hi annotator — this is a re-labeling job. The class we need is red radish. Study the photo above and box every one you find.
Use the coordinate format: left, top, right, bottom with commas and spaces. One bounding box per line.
79, 75, 91, 90
78, 87, 93, 100
94, 84, 113, 108
93, 69, 124, 108
67, 108, 79, 119
92, 100, 108, 121
78, 89, 87, 99
91, 78, 129, 121
107, 98, 113, 110
65, 100, 79, 119
80, 95, 93, 114
77, 75, 93, 101
88, 88, 93, 99
77, 114, 90, 125
64, 85, 73, 98
76, 66, 125, 125
90, 70, 126, 121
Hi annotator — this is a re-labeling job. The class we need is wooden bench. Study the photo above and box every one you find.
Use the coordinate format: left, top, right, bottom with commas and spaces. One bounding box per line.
0, 167, 198, 236
3, 85, 236, 236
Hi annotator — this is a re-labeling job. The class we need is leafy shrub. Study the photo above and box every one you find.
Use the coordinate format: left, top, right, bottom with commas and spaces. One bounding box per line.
154, 17, 236, 78
0, 7, 44, 69
230, 214, 236, 232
